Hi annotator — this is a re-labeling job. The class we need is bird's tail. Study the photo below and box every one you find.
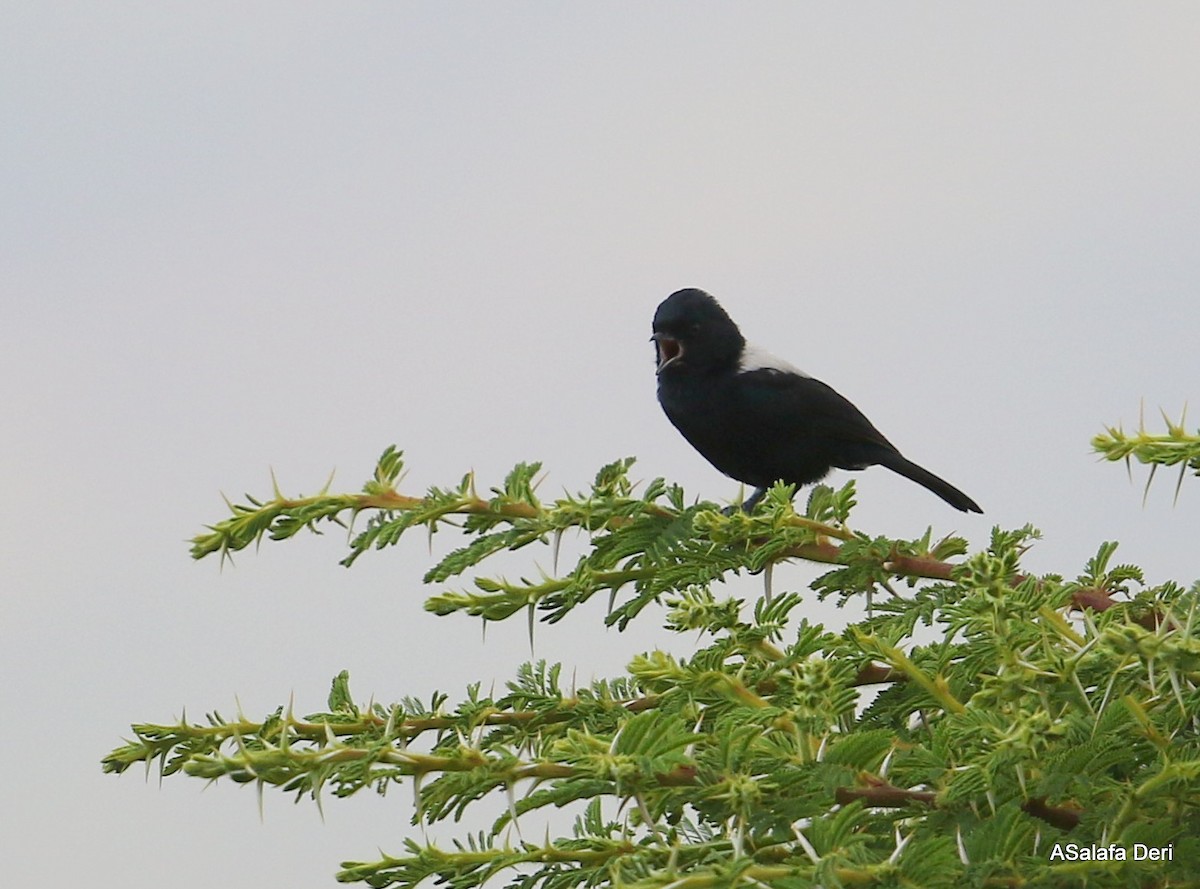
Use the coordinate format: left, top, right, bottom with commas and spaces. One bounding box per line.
879, 453, 983, 513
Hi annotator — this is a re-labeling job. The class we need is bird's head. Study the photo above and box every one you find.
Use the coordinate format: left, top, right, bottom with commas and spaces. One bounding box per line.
651, 288, 744, 375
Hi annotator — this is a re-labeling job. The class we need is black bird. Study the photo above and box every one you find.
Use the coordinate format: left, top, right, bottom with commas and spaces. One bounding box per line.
652, 288, 982, 514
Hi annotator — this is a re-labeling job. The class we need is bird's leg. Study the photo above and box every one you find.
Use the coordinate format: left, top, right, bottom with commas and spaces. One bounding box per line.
740, 487, 768, 513
721, 488, 767, 516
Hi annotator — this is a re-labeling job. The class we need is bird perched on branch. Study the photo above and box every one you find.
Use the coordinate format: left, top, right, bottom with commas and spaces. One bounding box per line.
651, 288, 982, 514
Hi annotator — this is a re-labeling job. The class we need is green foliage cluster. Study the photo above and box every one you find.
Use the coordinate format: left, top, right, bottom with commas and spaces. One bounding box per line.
105, 431, 1200, 888
1093, 408, 1200, 504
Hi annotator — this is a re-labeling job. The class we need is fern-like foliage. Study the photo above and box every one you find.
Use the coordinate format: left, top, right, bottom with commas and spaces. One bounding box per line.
105, 446, 1200, 887
1094, 407, 1200, 502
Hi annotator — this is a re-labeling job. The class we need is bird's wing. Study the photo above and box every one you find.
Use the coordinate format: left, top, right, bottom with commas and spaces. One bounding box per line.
736, 369, 898, 454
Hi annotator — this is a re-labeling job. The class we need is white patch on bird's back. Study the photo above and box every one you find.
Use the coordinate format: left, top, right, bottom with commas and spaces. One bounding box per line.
737, 343, 811, 378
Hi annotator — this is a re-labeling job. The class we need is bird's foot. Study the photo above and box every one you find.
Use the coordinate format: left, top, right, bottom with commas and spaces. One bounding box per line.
722, 487, 768, 516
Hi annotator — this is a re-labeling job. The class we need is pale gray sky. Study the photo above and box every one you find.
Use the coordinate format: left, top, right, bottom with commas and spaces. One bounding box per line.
4, 5, 1200, 886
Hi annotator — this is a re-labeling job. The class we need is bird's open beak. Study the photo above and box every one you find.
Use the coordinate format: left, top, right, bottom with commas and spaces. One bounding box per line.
651, 332, 682, 374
